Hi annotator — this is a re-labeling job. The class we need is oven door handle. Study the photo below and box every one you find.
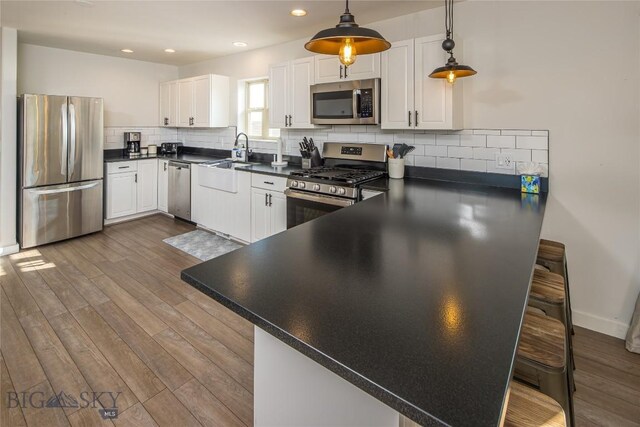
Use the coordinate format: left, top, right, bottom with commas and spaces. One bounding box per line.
284, 189, 355, 208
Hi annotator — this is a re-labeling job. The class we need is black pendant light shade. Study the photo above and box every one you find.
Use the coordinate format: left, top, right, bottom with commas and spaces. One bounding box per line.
305, 0, 391, 66
429, 0, 476, 84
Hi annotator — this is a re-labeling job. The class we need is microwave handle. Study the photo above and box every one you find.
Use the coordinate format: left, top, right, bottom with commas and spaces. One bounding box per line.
353, 89, 361, 119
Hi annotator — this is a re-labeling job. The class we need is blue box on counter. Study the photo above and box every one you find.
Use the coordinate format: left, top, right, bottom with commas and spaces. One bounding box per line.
521, 175, 541, 194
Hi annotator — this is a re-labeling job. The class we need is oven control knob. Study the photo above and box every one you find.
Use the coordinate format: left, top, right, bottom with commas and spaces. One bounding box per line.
329, 186, 337, 193
291, 180, 298, 187
313, 184, 320, 191
299, 182, 306, 189
338, 188, 346, 195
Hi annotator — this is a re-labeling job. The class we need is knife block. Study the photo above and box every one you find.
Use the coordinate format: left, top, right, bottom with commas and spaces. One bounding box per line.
302, 148, 323, 169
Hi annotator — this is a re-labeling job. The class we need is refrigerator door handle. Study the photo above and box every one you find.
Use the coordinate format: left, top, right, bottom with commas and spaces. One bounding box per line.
68, 102, 76, 177
61, 103, 68, 177
31, 181, 99, 195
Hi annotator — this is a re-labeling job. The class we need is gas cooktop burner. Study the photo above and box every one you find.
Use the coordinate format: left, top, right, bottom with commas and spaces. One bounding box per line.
290, 167, 385, 184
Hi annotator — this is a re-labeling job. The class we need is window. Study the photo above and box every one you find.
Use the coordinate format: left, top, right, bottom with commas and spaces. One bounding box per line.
245, 79, 280, 140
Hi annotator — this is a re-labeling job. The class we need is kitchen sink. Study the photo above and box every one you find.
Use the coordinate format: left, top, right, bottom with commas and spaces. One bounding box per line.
198, 160, 259, 192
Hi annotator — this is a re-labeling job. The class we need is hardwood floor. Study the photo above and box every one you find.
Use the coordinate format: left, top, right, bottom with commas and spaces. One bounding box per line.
1, 214, 639, 426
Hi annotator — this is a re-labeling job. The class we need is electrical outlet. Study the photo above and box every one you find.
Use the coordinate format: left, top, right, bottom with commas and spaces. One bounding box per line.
495, 153, 513, 169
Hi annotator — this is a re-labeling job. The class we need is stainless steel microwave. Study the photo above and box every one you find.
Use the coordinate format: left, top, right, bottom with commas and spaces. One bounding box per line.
310, 78, 380, 125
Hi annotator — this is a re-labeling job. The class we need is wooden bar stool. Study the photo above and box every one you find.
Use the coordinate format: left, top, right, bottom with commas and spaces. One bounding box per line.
504, 381, 566, 427
514, 311, 574, 427
536, 239, 574, 335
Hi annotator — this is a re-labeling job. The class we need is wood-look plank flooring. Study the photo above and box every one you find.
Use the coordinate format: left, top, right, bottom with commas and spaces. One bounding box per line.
1, 214, 639, 426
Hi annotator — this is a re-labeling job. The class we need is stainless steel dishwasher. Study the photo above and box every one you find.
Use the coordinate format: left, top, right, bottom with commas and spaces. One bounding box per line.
168, 161, 191, 220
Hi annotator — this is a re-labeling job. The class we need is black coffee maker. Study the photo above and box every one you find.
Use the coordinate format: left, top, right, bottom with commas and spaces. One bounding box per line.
124, 132, 141, 157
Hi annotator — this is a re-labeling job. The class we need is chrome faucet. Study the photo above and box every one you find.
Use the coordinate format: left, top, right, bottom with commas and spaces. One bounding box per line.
234, 132, 250, 162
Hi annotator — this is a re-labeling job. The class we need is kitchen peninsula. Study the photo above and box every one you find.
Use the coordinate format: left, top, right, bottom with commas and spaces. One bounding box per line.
182, 177, 547, 426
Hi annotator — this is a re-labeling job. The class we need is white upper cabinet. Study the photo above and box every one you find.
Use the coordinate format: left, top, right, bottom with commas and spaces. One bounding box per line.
159, 81, 177, 127
269, 62, 289, 129
381, 35, 461, 130
314, 54, 380, 84
381, 39, 414, 130
268, 57, 318, 129
162, 74, 229, 128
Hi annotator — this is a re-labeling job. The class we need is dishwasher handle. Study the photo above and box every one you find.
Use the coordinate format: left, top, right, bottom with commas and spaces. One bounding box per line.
169, 161, 190, 170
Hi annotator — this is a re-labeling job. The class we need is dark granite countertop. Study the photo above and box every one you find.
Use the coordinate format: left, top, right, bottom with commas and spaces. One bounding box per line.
235, 162, 301, 178
104, 153, 228, 164
181, 178, 546, 426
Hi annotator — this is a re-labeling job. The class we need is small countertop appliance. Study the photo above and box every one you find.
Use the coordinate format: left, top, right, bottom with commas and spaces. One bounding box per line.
124, 132, 141, 158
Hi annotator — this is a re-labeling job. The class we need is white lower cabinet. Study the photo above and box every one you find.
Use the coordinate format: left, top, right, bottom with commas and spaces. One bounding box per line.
106, 172, 137, 219
251, 175, 287, 243
158, 159, 169, 213
106, 159, 159, 220
136, 159, 158, 213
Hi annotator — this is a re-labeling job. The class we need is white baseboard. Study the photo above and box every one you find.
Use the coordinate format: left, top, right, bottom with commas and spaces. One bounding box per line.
104, 210, 168, 226
0, 243, 19, 257
572, 309, 629, 339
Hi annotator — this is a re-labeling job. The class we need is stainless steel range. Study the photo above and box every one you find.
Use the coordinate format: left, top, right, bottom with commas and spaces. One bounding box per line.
285, 142, 387, 228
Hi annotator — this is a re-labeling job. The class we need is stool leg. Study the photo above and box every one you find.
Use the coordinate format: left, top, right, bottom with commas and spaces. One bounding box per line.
538, 369, 574, 427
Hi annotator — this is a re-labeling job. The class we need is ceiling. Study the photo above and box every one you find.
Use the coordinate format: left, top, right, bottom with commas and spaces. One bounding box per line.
1, 1, 442, 66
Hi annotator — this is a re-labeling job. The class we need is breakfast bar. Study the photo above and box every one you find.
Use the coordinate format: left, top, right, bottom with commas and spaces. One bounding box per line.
181, 178, 547, 426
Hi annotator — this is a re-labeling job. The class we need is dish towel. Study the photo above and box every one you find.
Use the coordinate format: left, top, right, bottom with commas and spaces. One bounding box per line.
626, 292, 640, 353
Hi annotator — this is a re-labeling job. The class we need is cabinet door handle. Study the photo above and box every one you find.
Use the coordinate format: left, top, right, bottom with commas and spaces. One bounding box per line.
284, 114, 288, 127
118, 166, 129, 169
164, 117, 169, 126
288, 115, 292, 127
264, 181, 274, 185
344, 66, 348, 78
339, 65, 343, 79
408, 111, 412, 127
269, 193, 272, 207
265, 193, 268, 206
135, 173, 138, 183
163, 163, 167, 172
414, 110, 418, 127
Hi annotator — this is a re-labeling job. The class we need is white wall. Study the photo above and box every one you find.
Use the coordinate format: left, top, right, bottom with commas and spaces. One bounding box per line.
18, 44, 178, 126
179, 1, 640, 338
0, 27, 18, 256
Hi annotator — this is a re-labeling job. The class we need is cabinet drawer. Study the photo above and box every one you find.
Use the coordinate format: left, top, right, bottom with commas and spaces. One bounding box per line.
107, 161, 138, 174
251, 174, 287, 192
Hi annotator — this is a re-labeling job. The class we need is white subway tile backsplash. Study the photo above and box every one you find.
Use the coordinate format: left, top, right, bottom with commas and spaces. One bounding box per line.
425, 145, 448, 157
531, 130, 549, 137
487, 135, 516, 149
531, 149, 548, 163
460, 134, 486, 147
414, 156, 436, 167
436, 134, 460, 146
357, 133, 376, 143
410, 144, 426, 156
500, 148, 531, 163
500, 130, 532, 136
473, 129, 501, 136
461, 159, 487, 172
448, 146, 473, 159
516, 136, 548, 150
394, 133, 415, 144
486, 160, 515, 175
413, 134, 436, 145
473, 147, 500, 160
436, 157, 460, 170
375, 133, 394, 144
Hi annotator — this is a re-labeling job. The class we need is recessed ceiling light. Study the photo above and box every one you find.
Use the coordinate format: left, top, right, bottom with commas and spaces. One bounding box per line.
121, 49, 134, 53
290, 9, 307, 17
232, 41, 248, 47
164, 48, 176, 53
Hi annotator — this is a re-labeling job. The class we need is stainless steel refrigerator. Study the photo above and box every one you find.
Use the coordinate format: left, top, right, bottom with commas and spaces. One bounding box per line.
18, 94, 104, 249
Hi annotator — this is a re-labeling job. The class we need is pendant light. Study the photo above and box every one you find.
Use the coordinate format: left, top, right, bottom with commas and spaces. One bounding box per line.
305, 0, 391, 68
429, 0, 476, 84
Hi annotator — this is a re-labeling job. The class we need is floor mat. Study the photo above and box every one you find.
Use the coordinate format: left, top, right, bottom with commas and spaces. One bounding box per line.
163, 229, 243, 261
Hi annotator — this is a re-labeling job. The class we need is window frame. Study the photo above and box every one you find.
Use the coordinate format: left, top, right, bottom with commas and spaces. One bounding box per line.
245, 79, 277, 140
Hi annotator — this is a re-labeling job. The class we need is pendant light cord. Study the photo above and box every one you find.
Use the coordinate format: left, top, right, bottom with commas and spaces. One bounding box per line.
445, 0, 454, 40
345, 0, 350, 14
